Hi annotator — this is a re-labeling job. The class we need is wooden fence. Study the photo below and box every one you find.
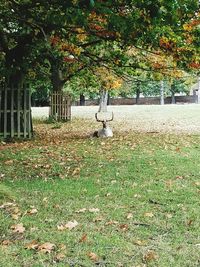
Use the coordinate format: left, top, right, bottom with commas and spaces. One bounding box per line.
50, 91, 71, 121
0, 84, 32, 139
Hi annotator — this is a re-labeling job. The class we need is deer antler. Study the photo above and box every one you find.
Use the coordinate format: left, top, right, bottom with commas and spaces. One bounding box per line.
95, 113, 103, 122
95, 112, 114, 122
106, 112, 114, 122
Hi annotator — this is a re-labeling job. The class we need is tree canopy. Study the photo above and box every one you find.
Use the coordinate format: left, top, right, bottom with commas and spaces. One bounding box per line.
0, 0, 199, 88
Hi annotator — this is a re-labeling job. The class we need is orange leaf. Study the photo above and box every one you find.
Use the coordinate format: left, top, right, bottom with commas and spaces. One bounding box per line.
143, 250, 158, 261
25, 240, 39, 250
87, 252, 99, 261
119, 224, 129, 231
79, 234, 87, 243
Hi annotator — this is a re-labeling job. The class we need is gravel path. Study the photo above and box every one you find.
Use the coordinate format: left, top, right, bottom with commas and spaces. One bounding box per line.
32, 104, 200, 134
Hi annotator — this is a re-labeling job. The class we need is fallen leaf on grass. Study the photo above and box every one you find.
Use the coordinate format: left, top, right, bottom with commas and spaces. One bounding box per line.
11, 223, 25, 234
57, 225, 66, 231
25, 240, 39, 250
65, 220, 79, 229
194, 181, 200, 186
127, 213, 133, 219
119, 224, 129, 231
143, 250, 158, 262
72, 168, 80, 176
75, 208, 87, 213
165, 213, 173, 219
4, 160, 14, 165
134, 240, 147, 246
1, 240, 12, 246
38, 242, 55, 253
55, 253, 66, 262
0, 173, 5, 179
105, 220, 118, 226
144, 212, 154, 218
53, 204, 61, 210
27, 208, 38, 215
11, 214, 20, 220
57, 220, 78, 231
186, 219, 193, 226
93, 216, 104, 222
79, 234, 87, 243
176, 175, 184, 180
87, 252, 99, 261
0, 202, 16, 209
42, 197, 48, 203
134, 194, 141, 198
58, 244, 67, 250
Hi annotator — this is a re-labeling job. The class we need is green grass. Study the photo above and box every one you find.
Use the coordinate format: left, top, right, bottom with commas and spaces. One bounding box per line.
0, 184, 14, 202
0, 121, 200, 266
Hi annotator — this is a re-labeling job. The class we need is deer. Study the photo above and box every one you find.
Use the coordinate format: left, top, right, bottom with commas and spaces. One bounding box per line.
93, 112, 114, 138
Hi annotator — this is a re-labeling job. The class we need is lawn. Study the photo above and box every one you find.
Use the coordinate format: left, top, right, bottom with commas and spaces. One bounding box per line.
0, 119, 200, 267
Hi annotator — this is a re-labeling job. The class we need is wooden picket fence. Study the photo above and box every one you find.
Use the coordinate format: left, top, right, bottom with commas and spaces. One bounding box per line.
0, 84, 32, 139
50, 91, 71, 121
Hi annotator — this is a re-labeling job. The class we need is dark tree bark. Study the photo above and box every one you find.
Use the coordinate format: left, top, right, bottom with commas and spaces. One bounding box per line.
50, 66, 65, 92
80, 93, 85, 106
107, 93, 110, 105
136, 88, 140, 104
171, 92, 176, 104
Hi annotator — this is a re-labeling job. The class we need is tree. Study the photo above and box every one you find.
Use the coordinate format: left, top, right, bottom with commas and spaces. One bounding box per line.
0, 0, 199, 137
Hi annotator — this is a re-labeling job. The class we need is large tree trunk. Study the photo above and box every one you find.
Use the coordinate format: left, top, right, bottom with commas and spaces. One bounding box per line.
49, 67, 71, 121
0, 34, 34, 139
98, 89, 108, 112
51, 67, 64, 92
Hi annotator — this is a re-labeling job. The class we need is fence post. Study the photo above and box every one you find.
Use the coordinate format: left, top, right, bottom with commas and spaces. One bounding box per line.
0, 84, 32, 139
50, 92, 71, 121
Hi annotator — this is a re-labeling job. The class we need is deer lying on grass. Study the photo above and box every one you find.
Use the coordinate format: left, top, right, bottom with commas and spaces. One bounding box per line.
93, 112, 114, 138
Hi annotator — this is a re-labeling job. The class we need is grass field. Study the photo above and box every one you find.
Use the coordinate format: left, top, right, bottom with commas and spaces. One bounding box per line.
0, 118, 200, 266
